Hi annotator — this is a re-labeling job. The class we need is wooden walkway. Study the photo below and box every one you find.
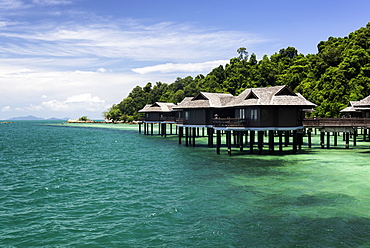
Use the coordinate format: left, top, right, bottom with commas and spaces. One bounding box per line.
303, 118, 370, 128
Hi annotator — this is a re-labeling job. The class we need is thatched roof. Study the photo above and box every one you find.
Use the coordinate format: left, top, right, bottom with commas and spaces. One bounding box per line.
340, 101, 359, 113
173, 92, 234, 109
230, 85, 317, 108
353, 96, 370, 107
138, 102, 175, 113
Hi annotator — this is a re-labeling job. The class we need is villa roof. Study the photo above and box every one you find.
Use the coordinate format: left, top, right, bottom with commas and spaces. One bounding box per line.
353, 96, 370, 107
230, 85, 317, 108
173, 92, 234, 109
340, 101, 359, 113
138, 102, 176, 113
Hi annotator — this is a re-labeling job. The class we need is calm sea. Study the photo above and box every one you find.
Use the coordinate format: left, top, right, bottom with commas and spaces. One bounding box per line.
1, 121, 370, 247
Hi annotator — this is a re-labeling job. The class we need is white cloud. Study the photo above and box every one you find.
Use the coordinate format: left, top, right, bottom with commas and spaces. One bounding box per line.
42, 93, 107, 112
0, 19, 268, 62
32, 0, 72, 6
1, 106, 11, 112
0, 0, 25, 10
132, 60, 229, 74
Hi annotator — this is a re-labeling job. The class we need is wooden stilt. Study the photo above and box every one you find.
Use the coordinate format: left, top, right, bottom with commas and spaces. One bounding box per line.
326, 131, 330, 149
227, 131, 232, 156
320, 131, 325, 149
185, 127, 189, 146
239, 131, 244, 151
178, 127, 182, 144
292, 130, 297, 153
250, 131, 255, 154
258, 131, 263, 155
151, 123, 154, 135
354, 129, 357, 146
284, 131, 289, 147
307, 129, 312, 148
216, 130, 221, 154
269, 130, 274, 154
346, 132, 350, 149
334, 132, 338, 146
279, 131, 283, 151
192, 127, 196, 147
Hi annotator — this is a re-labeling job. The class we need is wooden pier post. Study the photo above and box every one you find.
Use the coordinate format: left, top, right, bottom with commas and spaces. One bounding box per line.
292, 130, 298, 153
284, 131, 289, 147
307, 129, 312, 148
345, 132, 350, 149
185, 127, 189, 146
269, 130, 274, 154
178, 126, 183, 144
354, 129, 357, 146
279, 131, 283, 151
216, 130, 221, 154
320, 131, 325, 149
207, 128, 214, 147
298, 131, 302, 150
250, 131, 255, 154
151, 123, 154, 135
239, 132, 244, 151
334, 132, 338, 146
192, 127, 196, 147
258, 131, 264, 155
227, 131, 232, 156
326, 132, 330, 149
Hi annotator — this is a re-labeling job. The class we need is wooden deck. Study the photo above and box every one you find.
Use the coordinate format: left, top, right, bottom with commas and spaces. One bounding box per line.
212, 118, 248, 127
303, 118, 370, 128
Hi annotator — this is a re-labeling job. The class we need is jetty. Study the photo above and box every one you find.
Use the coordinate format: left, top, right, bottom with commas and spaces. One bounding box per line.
137, 85, 370, 155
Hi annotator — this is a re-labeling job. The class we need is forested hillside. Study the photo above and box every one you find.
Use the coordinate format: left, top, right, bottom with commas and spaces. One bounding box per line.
104, 23, 370, 121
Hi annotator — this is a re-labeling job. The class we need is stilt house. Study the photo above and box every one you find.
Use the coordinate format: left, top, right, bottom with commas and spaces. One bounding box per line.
221, 85, 317, 130
173, 92, 234, 127
139, 102, 176, 122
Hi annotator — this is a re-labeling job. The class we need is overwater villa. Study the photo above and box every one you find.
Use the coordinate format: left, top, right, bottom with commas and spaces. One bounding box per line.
139, 85, 317, 154
138, 102, 176, 136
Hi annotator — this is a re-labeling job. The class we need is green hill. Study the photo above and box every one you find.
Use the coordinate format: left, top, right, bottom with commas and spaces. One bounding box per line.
104, 22, 370, 121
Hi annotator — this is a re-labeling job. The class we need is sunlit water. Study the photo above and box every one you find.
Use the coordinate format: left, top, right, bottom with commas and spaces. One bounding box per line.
1, 121, 370, 247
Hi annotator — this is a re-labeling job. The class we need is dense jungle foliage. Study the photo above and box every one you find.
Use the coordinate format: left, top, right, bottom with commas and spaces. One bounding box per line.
104, 23, 370, 121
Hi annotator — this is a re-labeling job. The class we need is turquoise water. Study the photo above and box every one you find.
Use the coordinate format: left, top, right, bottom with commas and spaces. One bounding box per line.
1, 121, 370, 247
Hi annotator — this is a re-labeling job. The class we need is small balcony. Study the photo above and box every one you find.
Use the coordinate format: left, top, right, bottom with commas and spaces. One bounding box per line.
212, 118, 248, 127
160, 116, 176, 122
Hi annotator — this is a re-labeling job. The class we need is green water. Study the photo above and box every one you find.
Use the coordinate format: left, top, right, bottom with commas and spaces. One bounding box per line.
1, 121, 370, 247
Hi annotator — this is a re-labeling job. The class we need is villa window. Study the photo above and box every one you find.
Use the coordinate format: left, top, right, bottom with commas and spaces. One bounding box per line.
251, 109, 258, 121
239, 109, 246, 119
185, 111, 189, 121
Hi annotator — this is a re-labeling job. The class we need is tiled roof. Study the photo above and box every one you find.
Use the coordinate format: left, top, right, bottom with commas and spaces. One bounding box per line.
140, 85, 316, 112
230, 85, 317, 108
340, 101, 359, 113
353, 96, 370, 107
173, 92, 234, 109
138, 102, 175, 112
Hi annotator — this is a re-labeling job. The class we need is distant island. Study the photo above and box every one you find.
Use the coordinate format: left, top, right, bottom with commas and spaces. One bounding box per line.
7, 115, 70, 121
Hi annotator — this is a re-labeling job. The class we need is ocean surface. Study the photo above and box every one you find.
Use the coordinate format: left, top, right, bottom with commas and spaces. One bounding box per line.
1, 121, 370, 247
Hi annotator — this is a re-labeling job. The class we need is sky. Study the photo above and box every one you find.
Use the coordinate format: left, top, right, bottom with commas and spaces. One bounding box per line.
0, 0, 369, 119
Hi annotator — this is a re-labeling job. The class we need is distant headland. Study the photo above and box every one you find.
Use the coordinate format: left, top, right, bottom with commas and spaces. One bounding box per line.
7, 115, 70, 121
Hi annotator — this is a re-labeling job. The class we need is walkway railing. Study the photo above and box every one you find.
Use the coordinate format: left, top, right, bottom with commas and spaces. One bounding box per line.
303, 118, 370, 127
212, 118, 248, 127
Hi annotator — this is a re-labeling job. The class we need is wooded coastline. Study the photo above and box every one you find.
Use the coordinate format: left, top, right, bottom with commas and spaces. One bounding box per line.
104, 23, 370, 122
